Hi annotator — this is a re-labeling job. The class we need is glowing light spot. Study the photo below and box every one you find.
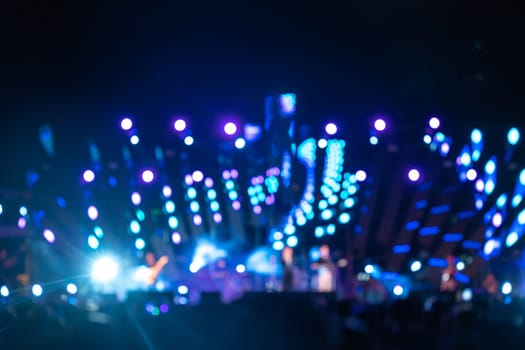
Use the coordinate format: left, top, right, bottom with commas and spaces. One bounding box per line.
317, 138, 328, 149
162, 185, 172, 198
408, 169, 421, 182
374, 118, 386, 132
171, 232, 182, 244
32, 284, 43, 297
178, 285, 189, 294
66, 283, 78, 295
369, 136, 378, 145
466, 169, 477, 181
423, 135, 432, 144
236, 264, 246, 273
286, 236, 298, 247
355, 170, 367, 182
130, 220, 141, 234
141, 169, 155, 183
130, 135, 140, 145
173, 119, 187, 132
192, 170, 204, 182
393, 285, 404, 296
43, 229, 55, 244
502, 282, 512, 295
131, 192, 142, 206
428, 116, 440, 129
88, 235, 100, 249
193, 215, 202, 226
120, 117, 133, 131
234, 138, 246, 149
184, 136, 194, 145
224, 122, 238, 136
0, 285, 9, 297
83, 169, 95, 183
456, 261, 466, 271
506, 232, 519, 247
410, 261, 422, 272
87, 205, 99, 220
471, 129, 482, 144
507, 127, 520, 145
325, 122, 338, 135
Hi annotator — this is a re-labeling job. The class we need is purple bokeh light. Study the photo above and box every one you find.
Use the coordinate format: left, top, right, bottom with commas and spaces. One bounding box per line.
374, 118, 387, 132
18, 217, 27, 229
325, 122, 338, 135
171, 232, 182, 244
224, 122, 238, 136
408, 169, 421, 182
222, 170, 231, 180
131, 192, 142, 206
43, 229, 55, 244
355, 170, 367, 182
265, 194, 275, 205
162, 185, 172, 198
173, 119, 187, 132
213, 213, 223, 223
475, 179, 485, 192
204, 177, 214, 188
193, 215, 202, 226
230, 169, 239, 179
253, 205, 262, 214
120, 117, 133, 131
141, 169, 155, 183
184, 174, 194, 186
232, 200, 241, 211
87, 205, 99, 220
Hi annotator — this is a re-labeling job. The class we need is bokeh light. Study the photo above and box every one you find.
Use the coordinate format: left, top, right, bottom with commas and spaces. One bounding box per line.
184, 136, 194, 145
408, 169, 421, 182
83, 169, 95, 183
325, 122, 338, 135
224, 122, 238, 136
173, 119, 187, 132
374, 118, 386, 132
428, 116, 440, 129
120, 117, 133, 131
141, 169, 155, 183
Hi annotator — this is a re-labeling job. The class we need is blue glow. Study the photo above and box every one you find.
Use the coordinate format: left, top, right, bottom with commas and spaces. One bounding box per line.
435, 132, 445, 142
471, 129, 482, 144
321, 209, 334, 220
326, 224, 336, 235
56, 197, 67, 208
483, 239, 500, 255
207, 189, 217, 200
460, 152, 471, 166
318, 200, 328, 210
423, 135, 432, 144
485, 158, 496, 175
338, 212, 351, 224
286, 236, 298, 247
502, 282, 512, 295
512, 194, 523, 208
130, 135, 140, 145
234, 138, 246, 149
135, 238, 146, 250
428, 258, 448, 268
506, 231, 519, 247
343, 197, 356, 208
443, 233, 463, 242
164, 200, 176, 214
521, 169, 525, 185
485, 179, 495, 195
496, 194, 507, 208
94, 226, 104, 238
430, 204, 451, 215
279, 93, 296, 115
454, 273, 470, 284
419, 226, 440, 236
284, 224, 296, 235
229, 191, 239, 201
457, 210, 476, 219
168, 216, 178, 229
273, 231, 283, 241
440, 142, 451, 156
369, 136, 378, 145
190, 201, 200, 213
184, 136, 194, 146
415, 200, 427, 209
296, 216, 307, 226
210, 201, 220, 212
518, 209, 525, 225
405, 221, 420, 231
272, 241, 285, 250
328, 194, 339, 205
187, 187, 197, 199
136, 209, 145, 221
315, 226, 325, 238
88, 235, 99, 249
393, 244, 410, 254
130, 220, 141, 234
463, 240, 482, 249
225, 180, 235, 191
507, 127, 520, 145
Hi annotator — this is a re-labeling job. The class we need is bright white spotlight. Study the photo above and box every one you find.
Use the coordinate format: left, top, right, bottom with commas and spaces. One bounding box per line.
507, 127, 520, 145
87, 205, 99, 220
32, 284, 43, 297
369, 136, 379, 145
120, 117, 133, 131
506, 232, 519, 247
87, 235, 100, 249
173, 119, 187, 132
224, 122, 238, 136
393, 285, 404, 296
141, 169, 155, 183
364, 264, 374, 274
234, 138, 246, 149
192, 170, 204, 182
355, 170, 367, 182
423, 135, 432, 144
374, 118, 386, 132
466, 169, 477, 181
410, 260, 422, 272
83, 169, 95, 183
236, 264, 246, 273
471, 129, 482, 144
502, 282, 512, 295
325, 122, 338, 135
184, 136, 194, 145
130, 135, 140, 145
456, 261, 466, 271
0, 285, 9, 297
317, 138, 328, 149
177, 285, 189, 295
66, 283, 78, 295
91, 256, 119, 283
429, 116, 440, 129
408, 169, 421, 182
135, 238, 146, 250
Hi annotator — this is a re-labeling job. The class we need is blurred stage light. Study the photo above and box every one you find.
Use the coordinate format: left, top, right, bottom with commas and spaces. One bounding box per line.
279, 93, 296, 114
485, 159, 496, 175
428, 116, 440, 129
408, 169, 421, 182
184, 136, 194, 145
192, 170, 204, 182
460, 152, 471, 166
393, 285, 404, 296
87, 205, 99, 220
43, 229, 55, 244
232, 201, 241, 211
355, 170, 367, 182
364, 264, 374, 274
0, 204, 2, 215
475, 179, 484, 192
178, 285, 189, 295
456, 261, 466, 271
462, 288, 473, 302
130, 220, 141, 234
506, 232, 519, 247
518, 209, 525, 225
287, 236, 298, 247
135, 238, 146, 250
317, 138, 328, 149
171, 232, 182, 244
485, 179, 495, 195
314, 226, 325, 238
325, 122, 338, 135
440, 142, 450, 156
234, 138, 246, 149
272, 241, 284, 250
130, 135, 140, 145
374, 118, 386, 132
120, 117, 133, 131
190, 201, 200, 213
0, 285, 9, 297
164, 200, 176, 214
224, 122, 238, 136
466, 169, 477, 181
162, 185, 173, 198
32, 284, 43, 297
502, 282, 512, 295
471, 129, 483, 144
94, 226, 104, 238
168, 216, 179, 229
141, 169, 155, 183
410, 260, 422, 272
369, 136, 378, 145
88, 235, 100, 249
187, 187, 197, 200
236, 264, 246, 273
193, 215, 202, 226
423, 135, 432, 144
213, 212, 222, 223
131, 192, 142, 206
507, 127, 520, 145
520, 169, 525, 185
19, 207, 28, 216
66, 283, 78, 295
338, 212, 351, 224
173, 119, 187, 132
231, 169, 239, 179
83, 169, 95, 183
91, 256, 119, 283
492, 212, 503, 228
204, 177, 214, 188
18, 217, 27, 229
273, 231, 284, 240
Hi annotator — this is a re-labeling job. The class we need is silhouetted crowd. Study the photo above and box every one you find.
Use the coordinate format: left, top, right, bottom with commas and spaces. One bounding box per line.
1, 292, 523, 349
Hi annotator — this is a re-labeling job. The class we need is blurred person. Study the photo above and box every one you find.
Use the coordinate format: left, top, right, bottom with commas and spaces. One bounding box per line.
281, 246, 294, 291
312, 244, 336, 292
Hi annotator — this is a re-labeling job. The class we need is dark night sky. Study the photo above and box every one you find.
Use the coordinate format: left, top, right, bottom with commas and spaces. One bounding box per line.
1, 0, 524, 188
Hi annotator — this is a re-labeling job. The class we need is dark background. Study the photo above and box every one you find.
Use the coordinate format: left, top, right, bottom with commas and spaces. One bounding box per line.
1, 0, 524, 189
